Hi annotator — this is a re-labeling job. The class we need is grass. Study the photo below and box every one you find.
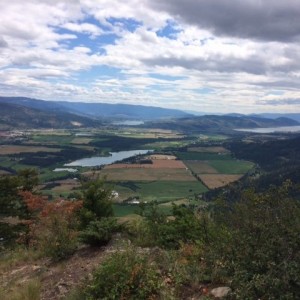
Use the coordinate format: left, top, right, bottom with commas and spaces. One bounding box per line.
183, 160, 218, 174
143, 140, 192, 150
91, 168, 197, 182
2, 279, 41, 300
176, 152, 232, 161
31, 134, 74, 144
0, 247, 41, 273
113, 204, 140, 217
208, 160, 254, 174
113, 181, 208, 203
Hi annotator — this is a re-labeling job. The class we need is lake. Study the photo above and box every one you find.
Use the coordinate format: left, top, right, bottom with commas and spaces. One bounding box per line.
53, 168, 78, 172
64, 149, 152, 167
235, 125, 300, 133
112, 120, 144, 126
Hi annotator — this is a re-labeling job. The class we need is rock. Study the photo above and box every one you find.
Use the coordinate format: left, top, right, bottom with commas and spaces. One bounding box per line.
210, 286, 231, 298
56, 283, 68, 296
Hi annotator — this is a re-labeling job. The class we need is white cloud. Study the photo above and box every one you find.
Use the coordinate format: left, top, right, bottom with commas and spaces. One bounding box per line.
0, 0, 299, 113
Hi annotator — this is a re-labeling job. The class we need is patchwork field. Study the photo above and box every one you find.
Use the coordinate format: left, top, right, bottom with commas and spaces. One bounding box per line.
208, 160, 254, 174
199, 174, 243, 189
0, 145, 61, 155
176, 152, 232, 161
113, 181, 208, 203
105, 160, 187, 169
71, 137, 93, 144
183, 161, 218, 174
187, 146, 230, 153
85, 168, 196, 181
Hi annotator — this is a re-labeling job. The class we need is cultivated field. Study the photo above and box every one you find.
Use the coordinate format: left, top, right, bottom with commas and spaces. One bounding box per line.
85, 168, 196, 181
113, 181, 207, 203
208, 160, 254, 174
183, 160, 218, 174
176, 152, 232, 161
71, 138, 93, 144
187, 146, 230, 153
105, 159, 187, 169
199, 174, 243, 189
0, 145, 61, 155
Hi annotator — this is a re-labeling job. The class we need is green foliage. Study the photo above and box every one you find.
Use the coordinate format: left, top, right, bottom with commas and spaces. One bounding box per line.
0, 170, 40, 248
17, 168, 39, 192
80, 218, 120, 246
80, 178, 114, 225
135, 202, 211, 249
37, 211, 79, 261
85, 248, 162, 300
0, 175, 24, 217
79, 178, 119, 247
204, 181, 300, 298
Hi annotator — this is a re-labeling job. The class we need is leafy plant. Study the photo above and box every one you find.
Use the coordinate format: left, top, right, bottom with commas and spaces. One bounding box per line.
85, 248, 163, 300
80, 218, 120, 246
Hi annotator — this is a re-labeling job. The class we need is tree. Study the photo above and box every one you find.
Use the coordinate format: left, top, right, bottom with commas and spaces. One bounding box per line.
79, 178, 117, 246
80, 178, 114, 227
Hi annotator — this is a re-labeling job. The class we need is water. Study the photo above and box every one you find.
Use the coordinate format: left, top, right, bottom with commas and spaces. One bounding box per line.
112, 120, 144, 126
235, 125, 300, 133
64, 149, 152, 167
53, 168, 78, 172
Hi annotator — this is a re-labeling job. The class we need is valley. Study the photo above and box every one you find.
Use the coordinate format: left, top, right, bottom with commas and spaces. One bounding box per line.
0, 126, 255, 218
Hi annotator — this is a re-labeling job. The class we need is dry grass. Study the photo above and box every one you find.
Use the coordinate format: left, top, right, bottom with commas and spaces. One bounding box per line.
51, 179, 81, 193
84, 168, 196, 181
183, 161, 218, 174
0, 145, 60, 155
188, 146, 230, 153
199, 174, 243, 189
71, 138, 93, 144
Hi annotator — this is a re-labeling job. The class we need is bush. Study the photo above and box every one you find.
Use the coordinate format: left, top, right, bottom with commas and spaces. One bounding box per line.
203, 182, 300, 298
37, 210, 79, 261
80, 218, 120, 246
138, 203, 209, 249
85, 248, 163, 299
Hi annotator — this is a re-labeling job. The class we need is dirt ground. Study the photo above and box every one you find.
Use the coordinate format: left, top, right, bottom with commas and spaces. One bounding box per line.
0, 239, 123, 300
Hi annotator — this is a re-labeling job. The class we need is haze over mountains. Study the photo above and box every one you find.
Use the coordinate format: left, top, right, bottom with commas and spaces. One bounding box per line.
0, 97, 191, 121
0, 96, 299, 131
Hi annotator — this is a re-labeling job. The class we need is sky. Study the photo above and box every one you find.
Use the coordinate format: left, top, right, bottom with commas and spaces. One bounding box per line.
1, 0, 300, 114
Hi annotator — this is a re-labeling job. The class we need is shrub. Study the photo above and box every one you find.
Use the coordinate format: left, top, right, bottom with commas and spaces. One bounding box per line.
85, 248, 163, 300
204, 182, 300, 298
37, 210, 79, 261
80, 218, 120, 246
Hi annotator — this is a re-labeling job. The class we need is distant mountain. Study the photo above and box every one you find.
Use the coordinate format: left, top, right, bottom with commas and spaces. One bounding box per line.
0, 97, 191, 120
144, 115, 299, 133
252, 113, 300, 123
0, 102, 102, 130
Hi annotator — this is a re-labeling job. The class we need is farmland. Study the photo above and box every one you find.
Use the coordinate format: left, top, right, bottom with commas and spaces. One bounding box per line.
0, 127, 254, 216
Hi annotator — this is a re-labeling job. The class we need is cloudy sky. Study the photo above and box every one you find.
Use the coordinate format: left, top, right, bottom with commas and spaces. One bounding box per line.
1, 0, 300, 113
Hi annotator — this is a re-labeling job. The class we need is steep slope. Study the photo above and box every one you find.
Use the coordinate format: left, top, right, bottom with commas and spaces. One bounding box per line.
0, 97, 191, 120
0, 102, 102, 129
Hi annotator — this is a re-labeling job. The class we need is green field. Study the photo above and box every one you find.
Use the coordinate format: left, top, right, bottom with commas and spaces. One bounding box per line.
113, 181, 208, 202
208, 160, 254, 174
176, 152, 232, 161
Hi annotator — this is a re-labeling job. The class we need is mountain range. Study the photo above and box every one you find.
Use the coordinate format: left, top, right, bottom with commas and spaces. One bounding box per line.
0, 96, 299, 131
0, 97, 191, 121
